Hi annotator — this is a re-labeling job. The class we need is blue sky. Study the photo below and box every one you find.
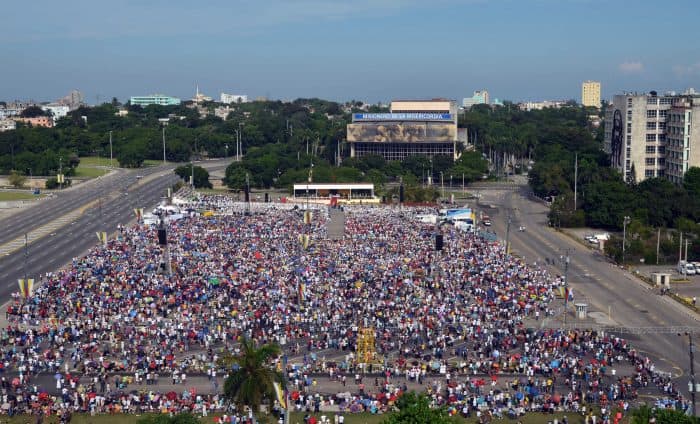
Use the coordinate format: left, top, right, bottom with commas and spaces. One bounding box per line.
2, 0, 699, 104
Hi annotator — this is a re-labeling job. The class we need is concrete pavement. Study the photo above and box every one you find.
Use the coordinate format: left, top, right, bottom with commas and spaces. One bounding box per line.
472, 182, 698, 383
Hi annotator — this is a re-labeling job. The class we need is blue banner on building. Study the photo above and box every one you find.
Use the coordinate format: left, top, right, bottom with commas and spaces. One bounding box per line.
353, 113, 452, 121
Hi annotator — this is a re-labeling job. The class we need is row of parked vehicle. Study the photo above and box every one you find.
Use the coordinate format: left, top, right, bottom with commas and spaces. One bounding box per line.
584, 233, 610, 245
678, 261, 700, 276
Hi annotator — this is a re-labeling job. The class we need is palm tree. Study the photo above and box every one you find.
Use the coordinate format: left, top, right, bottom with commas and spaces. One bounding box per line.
220, 337, 283, 416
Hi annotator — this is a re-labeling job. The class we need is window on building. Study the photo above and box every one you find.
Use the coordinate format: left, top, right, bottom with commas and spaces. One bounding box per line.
646, 122, 656, 130
658, 158, 665, 166
646, 134, 656, 142
646, 146, 656, 154
627, 135, 632, 145
626, 148, 631, 156
660, 98, 673, 105
647, 98, 657, 105
658, 146, 665, 154
659, 134, 666, 142
628, 98, 633, 107
658, 122, 666, 130
647, 110, 658, 118
645, 170, 654, 177
645, 158, 655, 166
659, 110, 667, 118
627, 123, 632, 132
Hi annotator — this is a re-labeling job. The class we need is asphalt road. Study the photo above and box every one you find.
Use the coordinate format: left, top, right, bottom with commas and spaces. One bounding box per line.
0, 159, 233, 309
476, 182, 699, 384
0, 165, 168, 246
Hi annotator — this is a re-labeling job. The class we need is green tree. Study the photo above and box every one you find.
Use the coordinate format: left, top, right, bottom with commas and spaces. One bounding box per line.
224, 164, 249, 191
20, 105, 49, 118
220, 337, 283, 415
174, 164, 212, 189
118, 142, 147, 168
654, 408, 699, 424
8, 170, 27, 188
449, 151, 488, 184
382, 392, 458, 424
684, 167, 700, 197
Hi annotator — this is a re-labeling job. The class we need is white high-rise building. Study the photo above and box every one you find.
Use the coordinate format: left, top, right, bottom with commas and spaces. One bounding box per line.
666, 95, 700, 184
581, 81, 601, 108
604, 91, 700, 184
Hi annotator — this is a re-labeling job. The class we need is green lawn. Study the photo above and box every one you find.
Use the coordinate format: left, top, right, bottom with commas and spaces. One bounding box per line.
143, 159, 167, 167
79, 156, 114, 167
74, 166, 108, 178
79, 157, 166, 169
0, 191, 38, 201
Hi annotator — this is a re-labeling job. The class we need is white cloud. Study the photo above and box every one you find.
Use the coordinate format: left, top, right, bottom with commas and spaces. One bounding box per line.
673, 62, 700, 77
618, 61, 644, 73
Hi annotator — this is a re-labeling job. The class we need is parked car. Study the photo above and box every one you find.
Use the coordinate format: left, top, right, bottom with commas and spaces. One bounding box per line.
678, 261, 696, 275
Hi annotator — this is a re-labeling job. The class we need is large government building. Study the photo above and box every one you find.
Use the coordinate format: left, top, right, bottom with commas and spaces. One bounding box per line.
347, 99, 459, 161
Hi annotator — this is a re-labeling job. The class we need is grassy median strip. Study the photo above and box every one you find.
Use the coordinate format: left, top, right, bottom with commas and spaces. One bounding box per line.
0, 191, 39, 201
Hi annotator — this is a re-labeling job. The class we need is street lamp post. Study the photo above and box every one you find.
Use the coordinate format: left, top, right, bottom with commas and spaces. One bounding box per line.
681, 332, 698, 416
622, 216, 631, 264
440, 172, 444, 202
238, 123, 243, 161
505, 213, 512, 256
109, 130, 113, 169
59, 156, 63, 190
234, 130, 239, 161
162, 127, 166, 165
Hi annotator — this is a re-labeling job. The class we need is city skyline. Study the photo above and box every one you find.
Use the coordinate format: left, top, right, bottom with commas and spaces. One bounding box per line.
2, 0, 699, 104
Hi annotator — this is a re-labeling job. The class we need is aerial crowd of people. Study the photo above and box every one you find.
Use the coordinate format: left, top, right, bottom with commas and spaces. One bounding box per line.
0, 193, 689, 420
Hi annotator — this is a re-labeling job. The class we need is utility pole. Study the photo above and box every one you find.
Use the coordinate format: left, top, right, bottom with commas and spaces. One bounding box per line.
245, 173, 251, 215
462, 173, 465, 195
59, 156, 63, 190
238, 122, 243, 161
563, 251, 571, 326
505, 213, 512, 256
687, 240, 691, 263
680, 232, 684, 264
235, 130, 239, 161
622, 216, 631, 264
683, 332, 698, 417
109, 130, 113, 169
162, 127, 166, 165
191, 137, 198, 188
657, 228, 661, 265
440, 172, 444, 201
574, 153, 578, 210
23, 233, 28, 288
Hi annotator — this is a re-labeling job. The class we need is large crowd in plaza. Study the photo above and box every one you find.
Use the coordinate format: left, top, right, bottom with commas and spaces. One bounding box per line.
0, 193, 689, 420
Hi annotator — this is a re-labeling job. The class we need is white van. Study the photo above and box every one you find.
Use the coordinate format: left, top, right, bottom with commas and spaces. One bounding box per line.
678, 261, 696, 275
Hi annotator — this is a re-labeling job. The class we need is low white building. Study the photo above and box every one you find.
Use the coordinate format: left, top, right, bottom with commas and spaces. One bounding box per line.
220, 93, 248, 104
41, 104, 70, 123
0, 119, 16, 132
214, 105, 234, 120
